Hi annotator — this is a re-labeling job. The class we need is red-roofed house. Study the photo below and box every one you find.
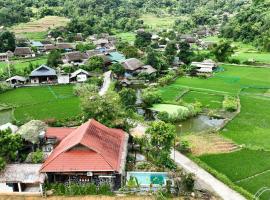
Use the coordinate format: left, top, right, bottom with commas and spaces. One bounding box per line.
41, 119, 129, 189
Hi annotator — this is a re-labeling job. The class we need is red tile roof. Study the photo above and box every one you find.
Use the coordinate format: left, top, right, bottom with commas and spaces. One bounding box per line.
46, 127, 76, 141
41, 119, 126, 173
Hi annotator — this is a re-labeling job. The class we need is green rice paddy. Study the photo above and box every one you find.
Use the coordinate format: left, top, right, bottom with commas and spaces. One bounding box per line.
0, 85, 81, 122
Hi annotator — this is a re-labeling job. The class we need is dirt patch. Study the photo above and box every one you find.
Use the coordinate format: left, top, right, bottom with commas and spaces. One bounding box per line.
183, 134, 240, 156
12, 16, 70, 34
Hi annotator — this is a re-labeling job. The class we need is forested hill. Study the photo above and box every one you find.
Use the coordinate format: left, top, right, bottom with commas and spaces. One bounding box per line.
221, 0, 270, 51
136, 0, 251, 16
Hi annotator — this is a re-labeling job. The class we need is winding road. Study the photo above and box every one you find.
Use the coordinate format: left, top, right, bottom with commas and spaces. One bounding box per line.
99, 70, 112, 96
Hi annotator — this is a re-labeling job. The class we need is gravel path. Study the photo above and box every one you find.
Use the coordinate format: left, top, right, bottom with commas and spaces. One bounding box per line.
171, 150, 247, 200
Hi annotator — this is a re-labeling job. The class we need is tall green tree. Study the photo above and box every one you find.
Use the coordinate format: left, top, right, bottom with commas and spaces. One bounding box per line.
146, 121, 176, 169
109, 63, 125, 77
0, 129, 23, 162
134, 32, 152, 49
212, 40, 235, 62
80, 90, 127, 128
0, 31, 16, 52
119, 88, 137, 108
47, 50, 62, 68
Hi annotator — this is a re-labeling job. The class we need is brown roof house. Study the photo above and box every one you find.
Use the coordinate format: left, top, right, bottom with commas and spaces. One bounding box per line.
44, 44, 58, 53
122, 58, 144, 72
0, 164, 45, 194
62, 51, 88, 65
14, 47, 35, 58
56, 43, 75, 52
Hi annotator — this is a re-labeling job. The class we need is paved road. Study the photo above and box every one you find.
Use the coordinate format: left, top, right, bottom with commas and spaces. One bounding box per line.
99, 70, 112, 96
171, 150, 246, 200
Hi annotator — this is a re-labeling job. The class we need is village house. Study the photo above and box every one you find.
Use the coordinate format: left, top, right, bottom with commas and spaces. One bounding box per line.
40, 119, 128, 190
122, 58, 144, 73
108, 52, 126, 63
62, 51, 88, 65
0, 164, 45, 194
74, 33, 84, 42
0, 53, 8, 61
56, 37, 64, 43
191, 59, 218, 74
29, 65, 57, 84
6, 76, 27, 85
14, 47, 35, 58
86, 49, 104, 58
56, 43, 75, 52
70, 69, 90, 82
44, 44, 58, 53
31, 41, 44, 52
136, 65, 157, 75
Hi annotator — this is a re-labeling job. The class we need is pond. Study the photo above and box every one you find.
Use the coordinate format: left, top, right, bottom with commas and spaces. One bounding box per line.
0, 109, 13, 126
176, 115, 225, 135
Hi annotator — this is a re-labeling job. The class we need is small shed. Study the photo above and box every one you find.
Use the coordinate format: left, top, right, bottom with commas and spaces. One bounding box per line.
70, 69, 90, 82
6, 75, 26, 85
0, 164, 45, 194
0, 53, 8, 61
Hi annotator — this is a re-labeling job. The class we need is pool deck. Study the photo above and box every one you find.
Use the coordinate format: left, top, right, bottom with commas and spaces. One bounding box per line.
171, 150, 246, 200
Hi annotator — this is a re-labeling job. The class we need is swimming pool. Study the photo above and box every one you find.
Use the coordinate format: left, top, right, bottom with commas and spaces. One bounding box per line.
126, 172, 169, 186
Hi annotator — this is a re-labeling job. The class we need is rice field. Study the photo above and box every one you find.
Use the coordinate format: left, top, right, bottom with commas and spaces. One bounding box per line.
0, 85, 81, 122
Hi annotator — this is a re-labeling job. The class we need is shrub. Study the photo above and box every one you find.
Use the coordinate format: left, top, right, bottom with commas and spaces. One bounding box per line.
30, 150, 44, 163
0, 157, 6, 171
141, 88, 162, 107
176, 140, 191, 154
222, 96, 238, 112
182, 173, 195, 192
98, 184, 113, 195
0, 82, 11, 93
47, 183, 112, 196
158, 75, 175, 86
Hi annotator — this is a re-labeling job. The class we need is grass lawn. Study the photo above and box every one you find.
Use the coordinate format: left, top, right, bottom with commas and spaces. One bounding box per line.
0, 85, 81, 122
115, 32, 136, 43
150, 104, 188, 115
140, 14, 178, 29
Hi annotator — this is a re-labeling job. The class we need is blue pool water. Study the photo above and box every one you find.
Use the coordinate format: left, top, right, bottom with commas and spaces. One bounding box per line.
127, 172, 168, 186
